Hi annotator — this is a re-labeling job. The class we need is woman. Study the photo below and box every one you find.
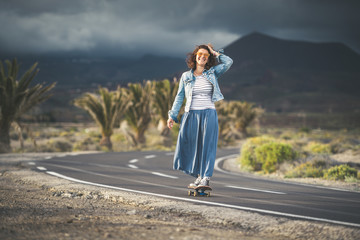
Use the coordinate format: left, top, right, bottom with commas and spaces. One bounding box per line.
167, 44, 233, 187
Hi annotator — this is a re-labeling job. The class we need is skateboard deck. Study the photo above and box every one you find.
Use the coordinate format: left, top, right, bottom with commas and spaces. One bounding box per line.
187, 185, 212, 197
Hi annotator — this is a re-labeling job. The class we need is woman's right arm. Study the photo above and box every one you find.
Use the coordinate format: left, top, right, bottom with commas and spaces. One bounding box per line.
168, 73, 185, 125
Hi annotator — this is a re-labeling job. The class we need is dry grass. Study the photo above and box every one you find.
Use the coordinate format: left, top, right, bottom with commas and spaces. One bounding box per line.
9, 122, 180, 153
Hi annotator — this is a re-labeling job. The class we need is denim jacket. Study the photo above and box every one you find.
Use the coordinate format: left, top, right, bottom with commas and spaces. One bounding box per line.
168, 51, 233, 123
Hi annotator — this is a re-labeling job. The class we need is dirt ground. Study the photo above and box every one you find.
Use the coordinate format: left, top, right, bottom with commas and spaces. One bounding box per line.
1, 154, 359, 240
0, 167, 266, 240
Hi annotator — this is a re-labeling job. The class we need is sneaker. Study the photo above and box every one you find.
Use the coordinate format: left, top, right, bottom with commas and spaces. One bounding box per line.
198, 177, 210, 187
189, 176, 202, 187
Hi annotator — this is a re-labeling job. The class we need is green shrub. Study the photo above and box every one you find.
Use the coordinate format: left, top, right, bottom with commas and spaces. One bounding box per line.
112, 133, 127, 142
59, 131, 72, 137
285, 162, 324, 178
52, 140, 73, 152
239, 136, 296, 173
305, 141, 331, 154
285, 154, 343, 179
299, 127, 311, 133
345, 176, 359, 183
323, 165, 358, 181
69, 126, 78, 132
280, 133, 293, 140
38, 140, 73, 152
255, 142, 296, 173
87, 131, 102, 139
329, 138, 360, 154
239, 136, 274, 171
73, 137, 94, 151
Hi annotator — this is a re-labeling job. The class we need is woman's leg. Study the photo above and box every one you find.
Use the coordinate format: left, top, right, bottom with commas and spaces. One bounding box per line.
199, 109, 219, 178
173, 111, 201, 177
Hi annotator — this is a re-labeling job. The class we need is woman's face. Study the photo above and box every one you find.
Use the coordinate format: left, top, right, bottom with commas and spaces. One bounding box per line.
196, 48, 210, 67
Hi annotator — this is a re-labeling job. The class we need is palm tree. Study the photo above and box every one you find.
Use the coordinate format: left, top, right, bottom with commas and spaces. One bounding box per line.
124, 81, 152, 146
230, 101, 264, 137
152, 78, 179, 136
0, 59, 56, 153
216, 100, 263, 142
74, 86, 129, 150
216, 101, 239, 144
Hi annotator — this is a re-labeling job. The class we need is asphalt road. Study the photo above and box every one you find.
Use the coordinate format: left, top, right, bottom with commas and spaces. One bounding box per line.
31, 148, 360, 228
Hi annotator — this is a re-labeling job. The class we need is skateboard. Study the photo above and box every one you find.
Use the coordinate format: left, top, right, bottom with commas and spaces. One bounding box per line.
187, 185, 212, 197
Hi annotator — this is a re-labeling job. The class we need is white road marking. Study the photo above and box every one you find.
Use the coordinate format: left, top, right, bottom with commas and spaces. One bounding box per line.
165, 152, 174, 156
45, 156, 52, 160
37, 166, 47, 171
214, 154, 239, 173
151, 172, 178, 179
27, 162, 36, 165
127, 164, 138, 169
45, 171, 360, 228
45, 163, 184, 191
226, 185, 286, 195
129, 159, 138, 163
69, 153, 80, 156
145, 155, 156, 159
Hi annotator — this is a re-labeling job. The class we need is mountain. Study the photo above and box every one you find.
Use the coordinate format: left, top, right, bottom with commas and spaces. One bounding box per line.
221, 32, 360, 113
225, 32, 360, 71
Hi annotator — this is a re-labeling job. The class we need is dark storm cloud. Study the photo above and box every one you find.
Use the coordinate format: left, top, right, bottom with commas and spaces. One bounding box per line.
0, 0, 359, 57
200, 0, 360, 52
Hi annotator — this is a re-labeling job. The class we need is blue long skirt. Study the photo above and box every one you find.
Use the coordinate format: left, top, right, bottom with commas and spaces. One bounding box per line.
173, 109, 218, 178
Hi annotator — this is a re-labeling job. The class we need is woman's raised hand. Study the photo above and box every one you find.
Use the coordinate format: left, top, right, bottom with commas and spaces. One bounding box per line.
207, 43, 219, 56
167, 118, 174, 129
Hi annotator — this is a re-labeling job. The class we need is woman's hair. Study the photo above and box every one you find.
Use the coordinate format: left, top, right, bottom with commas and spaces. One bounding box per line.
186, 44, 217, 70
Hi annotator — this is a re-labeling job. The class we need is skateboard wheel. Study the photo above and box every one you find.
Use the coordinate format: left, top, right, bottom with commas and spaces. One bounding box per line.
194, 191, 198, 197
188, 191, 192, 196
207, 192, 210, 197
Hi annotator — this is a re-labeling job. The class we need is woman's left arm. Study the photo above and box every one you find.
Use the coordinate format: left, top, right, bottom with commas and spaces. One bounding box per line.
207, 44, 233, 77
214, 52, 233, 77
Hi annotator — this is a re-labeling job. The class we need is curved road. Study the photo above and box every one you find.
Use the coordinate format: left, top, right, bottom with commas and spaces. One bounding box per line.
30, 149, 360, 228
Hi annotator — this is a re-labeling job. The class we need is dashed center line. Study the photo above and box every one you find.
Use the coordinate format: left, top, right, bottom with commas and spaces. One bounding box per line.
37, 166, 47, 171
226, 185, 286, 195
129, 159, 138, 163
127, 164, 138, 169
151, 172, 178, 179
145, 155, 156, 159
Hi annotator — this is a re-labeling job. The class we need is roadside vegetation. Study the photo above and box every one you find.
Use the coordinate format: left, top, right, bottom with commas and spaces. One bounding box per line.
5, 71, 262, 152
238, 128, 360, 183
0, 59, 56, 153
73, 86, 129, 150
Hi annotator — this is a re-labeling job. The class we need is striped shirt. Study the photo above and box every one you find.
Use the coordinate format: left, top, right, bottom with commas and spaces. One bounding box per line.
190, 75, 215, 110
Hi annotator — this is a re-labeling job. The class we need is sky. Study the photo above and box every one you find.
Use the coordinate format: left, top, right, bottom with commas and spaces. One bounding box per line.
1, 0, 359, 58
